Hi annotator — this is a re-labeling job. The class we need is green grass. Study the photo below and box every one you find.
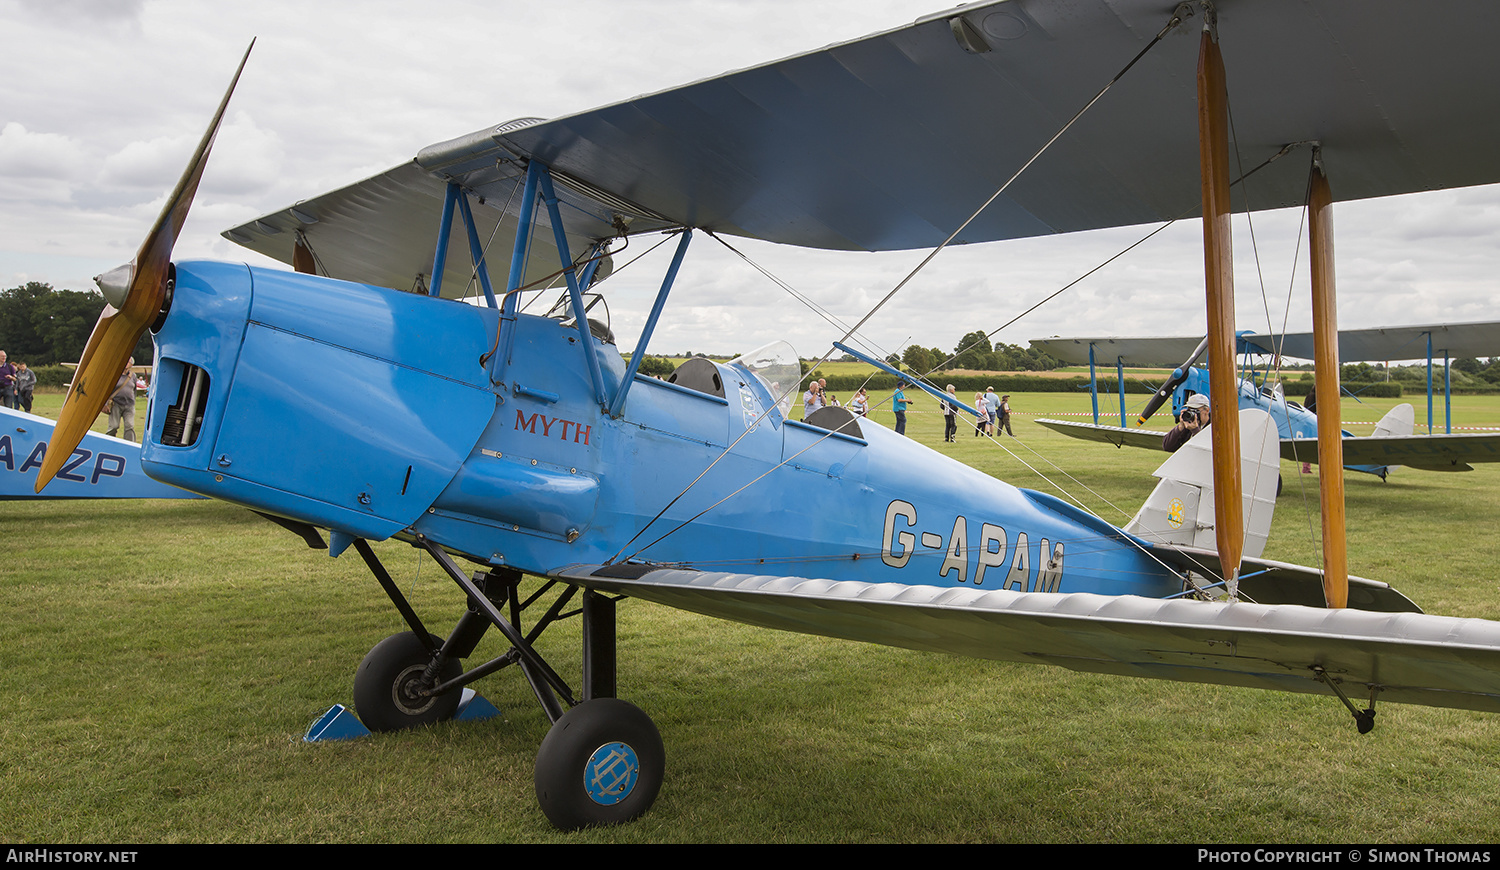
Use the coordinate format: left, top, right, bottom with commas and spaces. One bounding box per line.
3, 393, 1500, 842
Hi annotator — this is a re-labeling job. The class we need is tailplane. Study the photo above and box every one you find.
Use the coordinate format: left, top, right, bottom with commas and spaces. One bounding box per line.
1124, 409, 1280, 560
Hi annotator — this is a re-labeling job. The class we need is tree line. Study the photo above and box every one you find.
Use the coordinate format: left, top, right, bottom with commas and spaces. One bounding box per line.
629, 331, 1062, 381
1340, 359, 1500, 389
0, 282, 152, 366
892, 330, 1059, 375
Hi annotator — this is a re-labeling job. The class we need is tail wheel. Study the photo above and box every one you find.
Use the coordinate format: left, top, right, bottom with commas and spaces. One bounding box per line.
353, 631, 462, 732
534, 698, 665, 830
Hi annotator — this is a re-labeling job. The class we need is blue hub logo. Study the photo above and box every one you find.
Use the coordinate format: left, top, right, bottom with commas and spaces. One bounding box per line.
584, 741, 639, 805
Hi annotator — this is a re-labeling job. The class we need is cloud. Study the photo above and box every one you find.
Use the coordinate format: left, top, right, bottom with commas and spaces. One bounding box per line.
201, 112, 285, 197
16, 0, 144, 30
2, 0, 1499, 356
0, 122, 86, 181
98, 132, 197, 190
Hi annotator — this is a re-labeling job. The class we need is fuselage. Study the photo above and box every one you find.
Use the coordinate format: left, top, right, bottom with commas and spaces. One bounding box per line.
140, 262, 1185, 598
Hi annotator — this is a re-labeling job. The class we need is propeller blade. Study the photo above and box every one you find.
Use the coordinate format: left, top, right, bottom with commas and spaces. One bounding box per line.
1135, 336, 1209, 426
34, 41, 254, 493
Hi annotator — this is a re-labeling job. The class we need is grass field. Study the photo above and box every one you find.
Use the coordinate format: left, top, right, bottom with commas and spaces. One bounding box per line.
3, 391, 1500, 842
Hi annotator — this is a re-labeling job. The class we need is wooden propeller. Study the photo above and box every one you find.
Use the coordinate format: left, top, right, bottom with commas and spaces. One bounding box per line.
34, 41, 254, 493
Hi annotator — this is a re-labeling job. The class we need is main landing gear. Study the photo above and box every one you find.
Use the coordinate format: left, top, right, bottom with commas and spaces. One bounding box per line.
341, 535, 664, 829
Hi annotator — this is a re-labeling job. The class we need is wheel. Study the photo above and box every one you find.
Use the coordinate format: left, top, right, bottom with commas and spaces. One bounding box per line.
534, 698, 665, 830
353, 631, 462, 732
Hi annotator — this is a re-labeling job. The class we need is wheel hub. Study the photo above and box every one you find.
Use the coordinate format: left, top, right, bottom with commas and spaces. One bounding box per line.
583, 741, 639, 806
390, 664, 439, 715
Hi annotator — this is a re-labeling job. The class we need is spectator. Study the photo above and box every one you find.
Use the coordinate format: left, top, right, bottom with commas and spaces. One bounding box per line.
1163, 393, 1210, 453
13, 361, 35, 413
106, 360, 139, 442
0, 351, 14, 410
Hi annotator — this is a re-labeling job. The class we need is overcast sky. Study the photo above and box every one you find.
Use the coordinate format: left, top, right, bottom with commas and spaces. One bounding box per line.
2, 0, 1498, 365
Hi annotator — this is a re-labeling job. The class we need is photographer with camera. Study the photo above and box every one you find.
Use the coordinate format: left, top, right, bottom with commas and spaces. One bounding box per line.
1162, 392, 1210, 453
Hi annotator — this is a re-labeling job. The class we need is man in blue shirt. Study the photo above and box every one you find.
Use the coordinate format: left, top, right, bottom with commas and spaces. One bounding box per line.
982, 387, 999, 435
892, 382, 910, 436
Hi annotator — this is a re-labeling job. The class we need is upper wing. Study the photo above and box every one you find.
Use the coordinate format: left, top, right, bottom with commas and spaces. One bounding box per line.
1036, 323, 1500, 367
220, 160, 632, 299
225, 0, 1500, 286
558, 564, 1500, 714
1239, 322, 1500, 363
1031, 336, 1206, 368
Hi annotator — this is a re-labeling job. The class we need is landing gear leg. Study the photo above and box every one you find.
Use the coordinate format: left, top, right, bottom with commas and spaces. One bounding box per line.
350, 536, 664, 827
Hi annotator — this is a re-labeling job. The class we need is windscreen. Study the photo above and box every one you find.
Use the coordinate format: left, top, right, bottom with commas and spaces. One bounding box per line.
728, 341, 799, 425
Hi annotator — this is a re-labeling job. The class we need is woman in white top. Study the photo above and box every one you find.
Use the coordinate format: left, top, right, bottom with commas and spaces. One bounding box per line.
941, 385, 959, 442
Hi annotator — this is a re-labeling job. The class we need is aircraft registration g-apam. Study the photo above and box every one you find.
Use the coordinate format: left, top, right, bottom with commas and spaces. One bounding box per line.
1031, 322, 1500, 478
32, 0, 1500, 829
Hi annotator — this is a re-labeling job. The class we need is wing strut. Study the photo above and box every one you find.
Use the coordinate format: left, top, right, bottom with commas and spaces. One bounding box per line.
1196, 16, 1243, 598
1309, 154, 1349, 608
609, 229, 693, 418
487, 160, 543, 387
537, 170, 608, 410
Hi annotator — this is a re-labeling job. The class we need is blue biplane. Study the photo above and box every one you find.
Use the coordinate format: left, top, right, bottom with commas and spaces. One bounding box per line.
33, 0, 1500, 829
1031, 323, 1500, 479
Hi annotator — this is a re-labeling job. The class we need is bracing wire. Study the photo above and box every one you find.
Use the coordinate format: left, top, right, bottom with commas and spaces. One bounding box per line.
605, 7, 1282, 596
605, 7, 1197, 563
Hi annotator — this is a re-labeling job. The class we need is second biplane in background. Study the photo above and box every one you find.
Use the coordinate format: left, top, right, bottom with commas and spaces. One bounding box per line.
1032, 321, 1500, 478
0, 406, 196, 500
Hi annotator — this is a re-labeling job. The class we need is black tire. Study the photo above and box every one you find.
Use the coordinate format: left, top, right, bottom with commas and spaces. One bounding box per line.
534, 698, 665, 830
353, 631, 462, 732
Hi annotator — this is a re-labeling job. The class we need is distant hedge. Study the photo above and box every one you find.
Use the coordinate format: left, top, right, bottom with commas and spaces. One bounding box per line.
807, 373, 1163, 395
802, 374, 1414, 398
27, 365, 73, 389
1339, 382, 1404, 398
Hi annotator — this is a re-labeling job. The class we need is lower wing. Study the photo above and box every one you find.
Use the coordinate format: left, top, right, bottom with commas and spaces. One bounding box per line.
1281, 434, 1500, 472
1035, 417, 1168, 450
558, 562, 1500, 715
1037, 416, 1500, 473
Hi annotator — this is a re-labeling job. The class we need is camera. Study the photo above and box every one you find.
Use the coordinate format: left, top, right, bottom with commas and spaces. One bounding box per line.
1181, 408, 1199, 425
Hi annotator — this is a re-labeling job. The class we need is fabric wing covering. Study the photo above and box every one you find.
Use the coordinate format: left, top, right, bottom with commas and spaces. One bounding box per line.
560, 564, 1500, 714
225, 0, 1500, 296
